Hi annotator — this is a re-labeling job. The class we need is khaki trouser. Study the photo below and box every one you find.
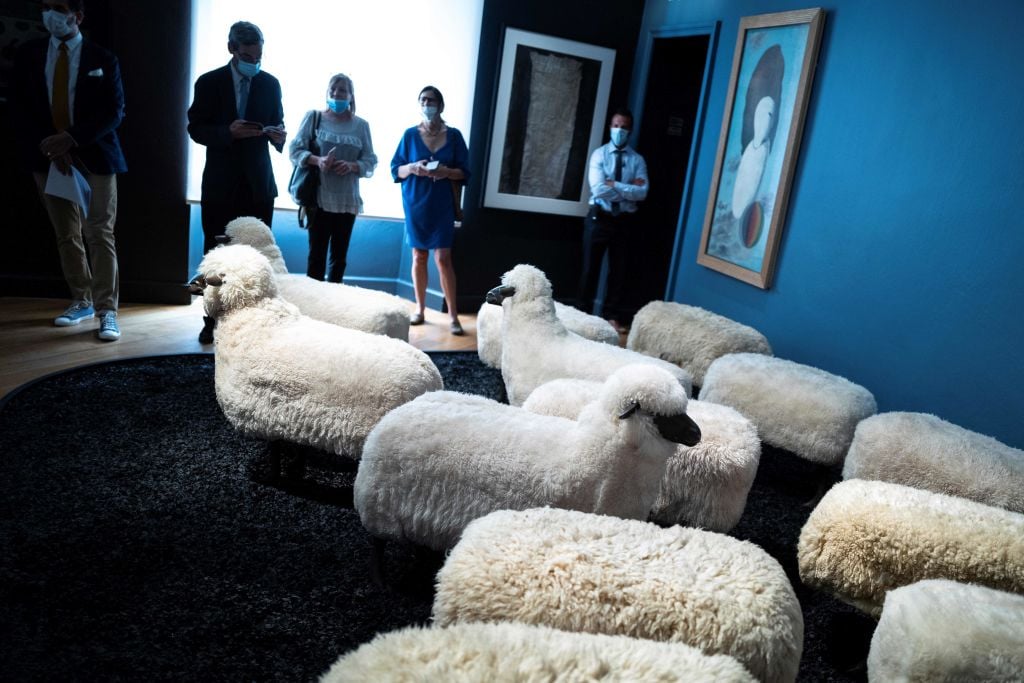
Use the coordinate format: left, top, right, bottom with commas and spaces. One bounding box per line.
33, 171, 119, 313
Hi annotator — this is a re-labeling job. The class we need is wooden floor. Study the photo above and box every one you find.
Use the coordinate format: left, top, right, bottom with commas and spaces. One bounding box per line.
0, 296, 477, 400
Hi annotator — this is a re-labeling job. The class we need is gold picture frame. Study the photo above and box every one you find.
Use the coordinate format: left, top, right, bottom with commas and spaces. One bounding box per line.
697, 8, 825, 288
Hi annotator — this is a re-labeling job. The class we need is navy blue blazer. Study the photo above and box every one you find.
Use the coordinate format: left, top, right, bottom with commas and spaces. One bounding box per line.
187, 63, 284, 203
12, 37, 127, 175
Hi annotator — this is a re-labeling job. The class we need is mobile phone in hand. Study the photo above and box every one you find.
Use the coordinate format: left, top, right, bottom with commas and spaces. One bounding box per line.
425, 160, 440, 171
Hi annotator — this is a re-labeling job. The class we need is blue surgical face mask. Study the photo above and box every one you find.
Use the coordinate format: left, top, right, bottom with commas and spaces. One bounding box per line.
236, 59, 261, 78
327, 98, 350, 114
42, 9, 76, 38
421, 105, 438, 122
610, 127, 630, 148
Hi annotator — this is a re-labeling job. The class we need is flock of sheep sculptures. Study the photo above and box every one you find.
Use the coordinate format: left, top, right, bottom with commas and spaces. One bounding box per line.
188, 216, 1023, 682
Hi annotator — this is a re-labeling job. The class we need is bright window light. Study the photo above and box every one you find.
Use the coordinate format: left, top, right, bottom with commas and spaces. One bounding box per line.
187, 0, 483, 219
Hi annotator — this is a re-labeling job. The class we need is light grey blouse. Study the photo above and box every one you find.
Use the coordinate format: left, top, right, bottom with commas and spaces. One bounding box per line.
289, 110, 377, 215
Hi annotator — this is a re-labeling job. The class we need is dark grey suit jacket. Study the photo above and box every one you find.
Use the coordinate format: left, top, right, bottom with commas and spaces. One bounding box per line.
187, 63, 284, 202
12, 37, 127, 175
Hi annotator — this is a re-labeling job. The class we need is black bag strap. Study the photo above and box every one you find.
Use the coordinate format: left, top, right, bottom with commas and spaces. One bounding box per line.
309, 110, 321, 154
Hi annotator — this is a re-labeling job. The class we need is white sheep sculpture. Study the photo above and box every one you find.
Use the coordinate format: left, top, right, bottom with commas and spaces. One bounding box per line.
433, 507, 804, 683
523, 378, 759, 532
353, 363, 701, 551
476, 300, 620, 368
220, 216, 410, 340
322, 622, 757, 682
843, 411, 1024, 513
189, 244, 443, 460
797, 478, 1024, 617
486, 264, 693, 405
867, 580, 1024, 682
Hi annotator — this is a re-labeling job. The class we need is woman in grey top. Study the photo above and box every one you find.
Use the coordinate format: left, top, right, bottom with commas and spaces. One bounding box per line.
289, 73, 377, 282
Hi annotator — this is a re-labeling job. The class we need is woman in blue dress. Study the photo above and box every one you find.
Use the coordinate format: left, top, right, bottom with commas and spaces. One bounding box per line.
391, 85, 470, 335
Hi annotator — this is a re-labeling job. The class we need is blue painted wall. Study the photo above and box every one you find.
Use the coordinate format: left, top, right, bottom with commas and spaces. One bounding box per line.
640, 0, 1024, 448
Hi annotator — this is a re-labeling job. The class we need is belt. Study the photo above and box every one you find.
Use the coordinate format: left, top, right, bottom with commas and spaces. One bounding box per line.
590, 206, 634, 218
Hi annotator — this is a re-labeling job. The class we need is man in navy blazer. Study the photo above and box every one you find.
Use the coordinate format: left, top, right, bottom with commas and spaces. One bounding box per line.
187, 20, 285, 343
12, 0, 127, 341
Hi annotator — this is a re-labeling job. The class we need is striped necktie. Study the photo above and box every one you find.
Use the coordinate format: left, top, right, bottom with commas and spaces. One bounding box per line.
52, 42, 70, 132
238, 76, 250, 118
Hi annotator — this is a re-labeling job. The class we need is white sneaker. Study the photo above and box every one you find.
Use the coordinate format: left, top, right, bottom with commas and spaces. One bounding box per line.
97, 311, 121, 341
54, 301, 95, 326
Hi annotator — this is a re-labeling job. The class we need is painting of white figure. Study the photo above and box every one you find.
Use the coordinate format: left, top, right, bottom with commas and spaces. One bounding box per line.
699, 9, 825, 288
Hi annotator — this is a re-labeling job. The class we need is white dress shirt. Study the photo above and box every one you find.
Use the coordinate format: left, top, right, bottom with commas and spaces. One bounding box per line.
587, 141, 649, 214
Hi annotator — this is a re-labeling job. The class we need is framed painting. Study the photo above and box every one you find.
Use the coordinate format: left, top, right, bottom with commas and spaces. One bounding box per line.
697, 8, 825, 288
483, 28, 615, 216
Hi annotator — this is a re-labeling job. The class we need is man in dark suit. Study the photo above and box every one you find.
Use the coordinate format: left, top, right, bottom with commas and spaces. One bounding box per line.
12, 0, 127, 341
187, 20, 286, 343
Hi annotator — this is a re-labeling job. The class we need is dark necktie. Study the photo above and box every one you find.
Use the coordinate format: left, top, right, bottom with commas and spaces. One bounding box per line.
52, 42, 70, 132
611, 149, 623, 216
238, 76, 250, 118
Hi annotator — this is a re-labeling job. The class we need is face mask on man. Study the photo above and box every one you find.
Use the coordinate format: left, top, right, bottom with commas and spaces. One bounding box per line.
421, 105, 438, 122
42, 9, 75, 38
236, 59, 260, 78
610, 127, 630, 148
327, 98, 350, 114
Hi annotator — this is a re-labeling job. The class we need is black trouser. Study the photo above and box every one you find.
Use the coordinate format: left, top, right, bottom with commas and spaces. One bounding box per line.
200, 183, 274, 254
307, 209, 356, 283
578, 206, 635, 322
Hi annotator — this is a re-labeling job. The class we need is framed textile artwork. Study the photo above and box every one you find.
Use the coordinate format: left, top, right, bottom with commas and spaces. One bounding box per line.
483, 28, 616, 216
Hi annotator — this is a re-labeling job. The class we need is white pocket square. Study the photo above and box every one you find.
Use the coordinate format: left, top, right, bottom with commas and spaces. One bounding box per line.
87, 68, 104, 77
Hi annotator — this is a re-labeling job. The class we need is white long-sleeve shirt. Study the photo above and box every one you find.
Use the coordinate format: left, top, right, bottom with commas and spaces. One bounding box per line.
587, 142, 648, 214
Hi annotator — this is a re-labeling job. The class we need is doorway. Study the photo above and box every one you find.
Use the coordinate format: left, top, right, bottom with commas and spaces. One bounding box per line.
631, 30, 714, 314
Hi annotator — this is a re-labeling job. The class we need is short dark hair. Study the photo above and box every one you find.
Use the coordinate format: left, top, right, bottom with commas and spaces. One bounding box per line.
419, 85, 444, 109
611, 107, 633, 127
67, 0, 85, 11
228, 21, 263, 49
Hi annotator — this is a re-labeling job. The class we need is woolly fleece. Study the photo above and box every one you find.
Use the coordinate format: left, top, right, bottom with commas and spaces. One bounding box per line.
798, 479, 1024, 617
196, 244, 442, 459
322, 622, 756, 682
476, 300, 619, 369
627, 300, 772, 386
867, 580, 1024, 682
434, 507, 803, 683
700, 353, 876, 465
844, 411, 1024, 513
223, 217, 410, 340
495, 264, 692, 405
354, 364, 692, 551
523, 378, 760, 532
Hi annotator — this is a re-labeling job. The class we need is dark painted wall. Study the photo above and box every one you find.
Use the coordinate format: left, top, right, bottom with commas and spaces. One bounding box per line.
1, 1, 191, 303
451, 0, 647, 311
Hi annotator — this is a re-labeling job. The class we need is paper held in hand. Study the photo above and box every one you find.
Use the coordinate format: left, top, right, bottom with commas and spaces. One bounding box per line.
44, 162, 92, 217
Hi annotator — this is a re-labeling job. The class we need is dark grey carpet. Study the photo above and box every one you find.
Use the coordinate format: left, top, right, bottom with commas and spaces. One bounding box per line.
0, 352, 872, 681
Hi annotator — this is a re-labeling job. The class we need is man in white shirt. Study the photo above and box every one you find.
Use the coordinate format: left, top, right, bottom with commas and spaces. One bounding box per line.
578, 108, 648, 334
